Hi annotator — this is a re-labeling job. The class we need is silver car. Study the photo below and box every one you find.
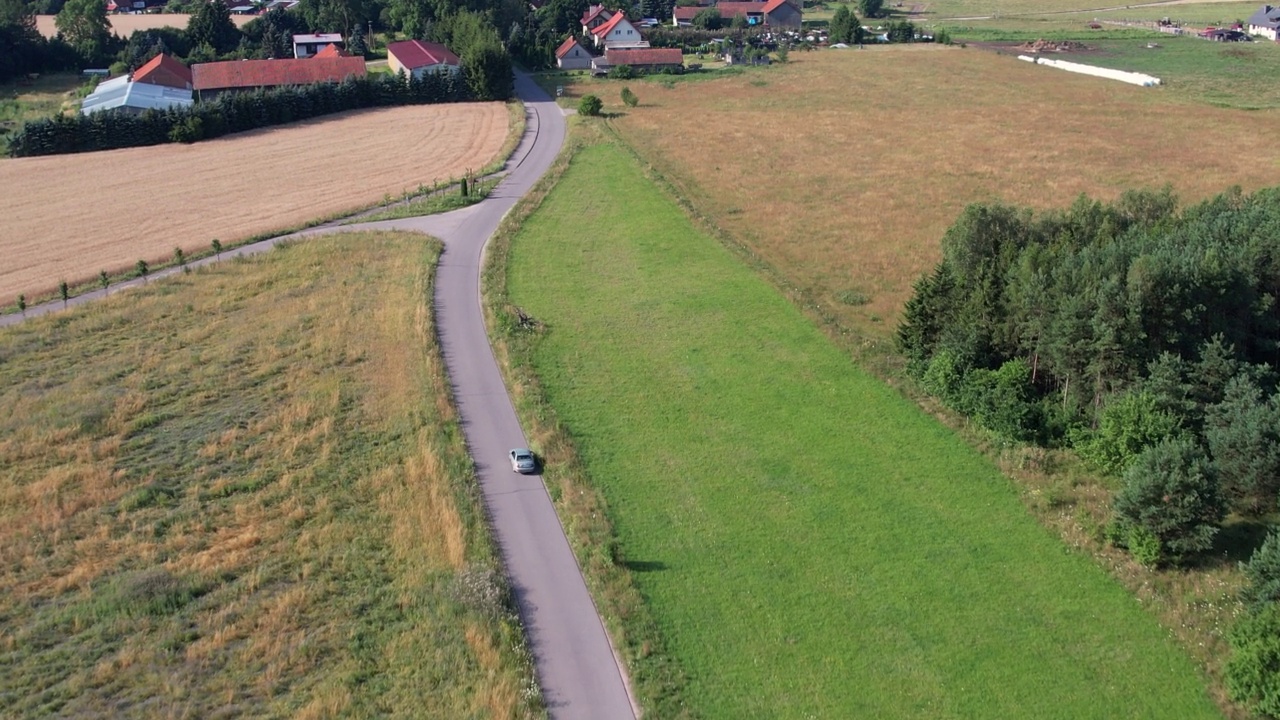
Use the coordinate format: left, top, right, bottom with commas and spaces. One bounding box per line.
509, 448, 536, 474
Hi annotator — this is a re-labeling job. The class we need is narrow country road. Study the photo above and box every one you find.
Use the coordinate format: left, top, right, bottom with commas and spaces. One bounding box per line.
1, 75, 640, 720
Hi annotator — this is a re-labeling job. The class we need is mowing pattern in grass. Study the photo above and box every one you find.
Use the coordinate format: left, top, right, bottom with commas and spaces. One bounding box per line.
0, 234, 537, 717
507, 139, 1220, 718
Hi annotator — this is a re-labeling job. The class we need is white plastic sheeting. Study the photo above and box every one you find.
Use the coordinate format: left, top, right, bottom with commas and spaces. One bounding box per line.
1016, 55, 1162, 87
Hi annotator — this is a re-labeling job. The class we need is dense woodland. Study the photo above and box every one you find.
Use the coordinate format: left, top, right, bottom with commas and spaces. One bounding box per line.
898, 186, 1280, 714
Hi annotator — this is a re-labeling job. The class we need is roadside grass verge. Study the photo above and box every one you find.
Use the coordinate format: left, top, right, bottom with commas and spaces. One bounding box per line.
348, 176, 499, 224
0, 233, 541, 717
493, 125, 1219, 718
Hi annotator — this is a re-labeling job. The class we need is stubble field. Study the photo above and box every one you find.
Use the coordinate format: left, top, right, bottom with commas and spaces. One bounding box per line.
34, 13, 255, 38
609, 46, 1280, 341
0, 102, 509, 302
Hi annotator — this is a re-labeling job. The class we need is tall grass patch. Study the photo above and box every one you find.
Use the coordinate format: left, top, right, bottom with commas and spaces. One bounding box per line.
0, 233, 538, 717
505, 137, 1219, 718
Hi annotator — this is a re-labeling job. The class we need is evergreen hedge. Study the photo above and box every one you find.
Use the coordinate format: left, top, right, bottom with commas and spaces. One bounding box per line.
8, 70, 472, 158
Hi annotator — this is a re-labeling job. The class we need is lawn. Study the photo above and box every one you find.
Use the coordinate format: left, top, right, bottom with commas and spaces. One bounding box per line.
0, 233, 538, 718
0, 102, 513, 304
505, 135, 1219, 718
0, 72, 90, 138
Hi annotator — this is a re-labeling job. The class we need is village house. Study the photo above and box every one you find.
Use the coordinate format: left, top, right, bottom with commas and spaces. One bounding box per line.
591, 12, 648, 49
1247, 5, 1280, 40
604, 47, 684, 72
191, 56, 367, 99
292, 33, 344, 58
555, 37, 594, 70
581, 4, 614, 34
673, 0, 801, 28
132, 53, 192, 90
387, 40, 461, 77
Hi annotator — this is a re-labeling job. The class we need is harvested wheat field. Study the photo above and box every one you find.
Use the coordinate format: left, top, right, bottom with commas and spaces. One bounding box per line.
610, 46, 1280, 339
0, 102, 509, 301
35, 13, 254, 38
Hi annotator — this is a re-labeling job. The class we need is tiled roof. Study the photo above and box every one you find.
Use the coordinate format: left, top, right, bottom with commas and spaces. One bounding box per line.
1248, 4, 1280, 29
591, 12, 627, 37
312, 43, 350, 58
673, 6, 702, 19
761, 0, 794, 12
715, 2, 768, 17
386, 40, 460, 69
192, 57, 367, 91
581, 4, 611, 25
555, 36, 585, 58
132, 52, 192, 89
604, 48, 683, 65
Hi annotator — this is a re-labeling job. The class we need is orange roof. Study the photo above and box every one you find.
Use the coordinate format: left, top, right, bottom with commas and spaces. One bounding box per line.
132, 53, 192, 89
192, 57, 367, 92
581, 4, 611, 25
555, 36, 586, 58
386, 40, 460, 69
312, 43, 351, 58
761, 0, 794, 12
591, 12, 627, 37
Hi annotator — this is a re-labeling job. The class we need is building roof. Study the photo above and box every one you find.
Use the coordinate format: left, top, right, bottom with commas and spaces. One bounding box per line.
192, 57, 367, 91
761, 0, 796, 13
293, 33, 344, 44
312, 43, 351, 58
386, 40, 461, 69
81, 77, 194, 115
591, 12, 628, 37
1248, 4, 1280, 28
581, 4, 612, 25
132, 52, 193, 89
555, 36, 588, 58
605, 47, 683, 65
715, 2, 768, 16
673, 6, 702, 20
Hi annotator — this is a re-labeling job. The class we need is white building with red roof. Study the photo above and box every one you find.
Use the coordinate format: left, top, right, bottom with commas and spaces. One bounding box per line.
555, 37, 593, 70
387, 40, 462, 78
591, 12, 648, 48
581, 4, 614, 34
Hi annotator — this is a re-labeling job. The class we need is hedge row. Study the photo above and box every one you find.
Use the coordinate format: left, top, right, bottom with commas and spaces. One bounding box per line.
7, 70, 472, 158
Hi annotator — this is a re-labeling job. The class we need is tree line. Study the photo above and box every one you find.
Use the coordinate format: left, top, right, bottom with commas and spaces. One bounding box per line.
8, 69, 470, 155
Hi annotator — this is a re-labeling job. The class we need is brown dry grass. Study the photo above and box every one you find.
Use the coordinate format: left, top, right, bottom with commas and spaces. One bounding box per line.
610, 46, 1280, 342
34, 13, 255, 38
0, 233, 538, 718
0, 102, 509, 302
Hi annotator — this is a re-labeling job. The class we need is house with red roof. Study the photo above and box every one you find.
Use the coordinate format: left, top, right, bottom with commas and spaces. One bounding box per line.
555, 37, 593, 70
312, 43, 353, 58
387, 40, 461, 78
604, 47, 683, 72
292, 33, 344, 59
191, 56, 367, 99
673, 0, 800, 27
581, 4, 614, 34
591, 12, 647, 48
132, 53, 192, 90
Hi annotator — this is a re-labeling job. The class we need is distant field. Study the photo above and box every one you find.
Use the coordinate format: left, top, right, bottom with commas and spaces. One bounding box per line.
608, 47, 1280, 339
0, 234, 537, 717
0, 102, 509, 302
34, 13, 254, 38
506, 136, 1220, 718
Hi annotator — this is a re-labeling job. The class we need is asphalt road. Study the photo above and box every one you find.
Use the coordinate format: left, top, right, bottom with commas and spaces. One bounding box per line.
1, 75, 640, 720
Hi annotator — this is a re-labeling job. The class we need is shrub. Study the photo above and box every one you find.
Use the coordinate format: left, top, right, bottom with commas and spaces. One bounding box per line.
578, 94, 603, 116
1074, 390, 1183, 476
1226, 603, 1280, 717
1243, 531, 1280, 609
1111, 438, 1223, 566
608, 64, 636, 80
620, 86, 638, 108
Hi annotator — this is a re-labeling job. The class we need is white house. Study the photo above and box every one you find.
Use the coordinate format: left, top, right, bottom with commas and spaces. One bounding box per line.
387, 40, 462, 78
292, 33, 344, 59
590, 13, 648, 49
1247, 5, 1280, 40
555, 37, 593, 70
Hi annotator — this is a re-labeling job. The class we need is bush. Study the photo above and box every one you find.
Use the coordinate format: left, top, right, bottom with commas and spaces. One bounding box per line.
1111, 438, 1223, 566
1243, 531, 1280, 609
578, 94, 603, 117
1074, 390, 1183, 476
620, 86, 638, 108
608, 64, 635, 80
1227, 603, 1280, 717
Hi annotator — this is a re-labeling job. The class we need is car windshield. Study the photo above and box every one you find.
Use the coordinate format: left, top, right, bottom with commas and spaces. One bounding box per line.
516, 452, 532, 460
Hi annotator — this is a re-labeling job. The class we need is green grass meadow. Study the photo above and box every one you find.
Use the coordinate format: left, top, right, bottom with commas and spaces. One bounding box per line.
506, 137, 1221, 718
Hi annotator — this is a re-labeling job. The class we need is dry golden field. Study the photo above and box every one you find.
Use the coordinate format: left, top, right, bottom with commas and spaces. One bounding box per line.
609, 46, 1280, 340
0, 102, 508, 301
35, 13, 255, 38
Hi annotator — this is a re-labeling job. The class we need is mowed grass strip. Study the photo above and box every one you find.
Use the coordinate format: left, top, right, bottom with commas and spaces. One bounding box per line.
507, 138, 1219, 718
0, 233, 538, 718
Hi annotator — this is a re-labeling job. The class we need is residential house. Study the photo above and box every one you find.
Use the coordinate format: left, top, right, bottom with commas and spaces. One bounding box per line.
604, 47, 684, 72
555, 36, 594, 70
1247, 5, 1280, 40
132, 53, 192, 90
673, 0, 800, 28
581, 4, 614, 34
591, 12, 647, 48
292, 33, 343, 58
386, 40, 461, 78
80, 75, 194, 115
312, 43, 352, 58
191, 56, 367, 98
